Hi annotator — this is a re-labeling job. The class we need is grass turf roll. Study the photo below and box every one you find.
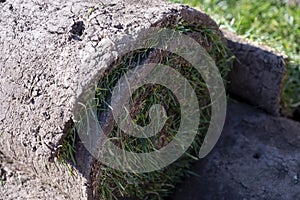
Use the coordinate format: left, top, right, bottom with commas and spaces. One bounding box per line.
0, 0, 232, 198
67, 17, 233, 199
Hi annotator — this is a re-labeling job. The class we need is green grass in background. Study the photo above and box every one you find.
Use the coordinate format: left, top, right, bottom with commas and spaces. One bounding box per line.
172, 0, 300, 115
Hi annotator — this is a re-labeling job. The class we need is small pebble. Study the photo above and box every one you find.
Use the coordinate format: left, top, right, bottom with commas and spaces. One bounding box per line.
32, 90, 38, 97
293, 174, 298, 184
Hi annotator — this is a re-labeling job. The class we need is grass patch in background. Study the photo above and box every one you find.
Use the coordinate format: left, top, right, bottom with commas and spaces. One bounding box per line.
172, 0, 300, 115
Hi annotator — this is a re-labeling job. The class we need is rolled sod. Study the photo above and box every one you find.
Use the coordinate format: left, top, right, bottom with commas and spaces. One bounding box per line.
0, 0, 284, 199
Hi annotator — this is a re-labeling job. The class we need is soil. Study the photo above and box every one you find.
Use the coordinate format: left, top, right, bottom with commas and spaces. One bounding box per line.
172, 101, 300, 200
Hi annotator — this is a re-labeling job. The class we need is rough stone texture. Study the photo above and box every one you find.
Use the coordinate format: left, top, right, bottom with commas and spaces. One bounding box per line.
223, 30, 287, 115
0, 0, 222, 199
172, 101, 300, 200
